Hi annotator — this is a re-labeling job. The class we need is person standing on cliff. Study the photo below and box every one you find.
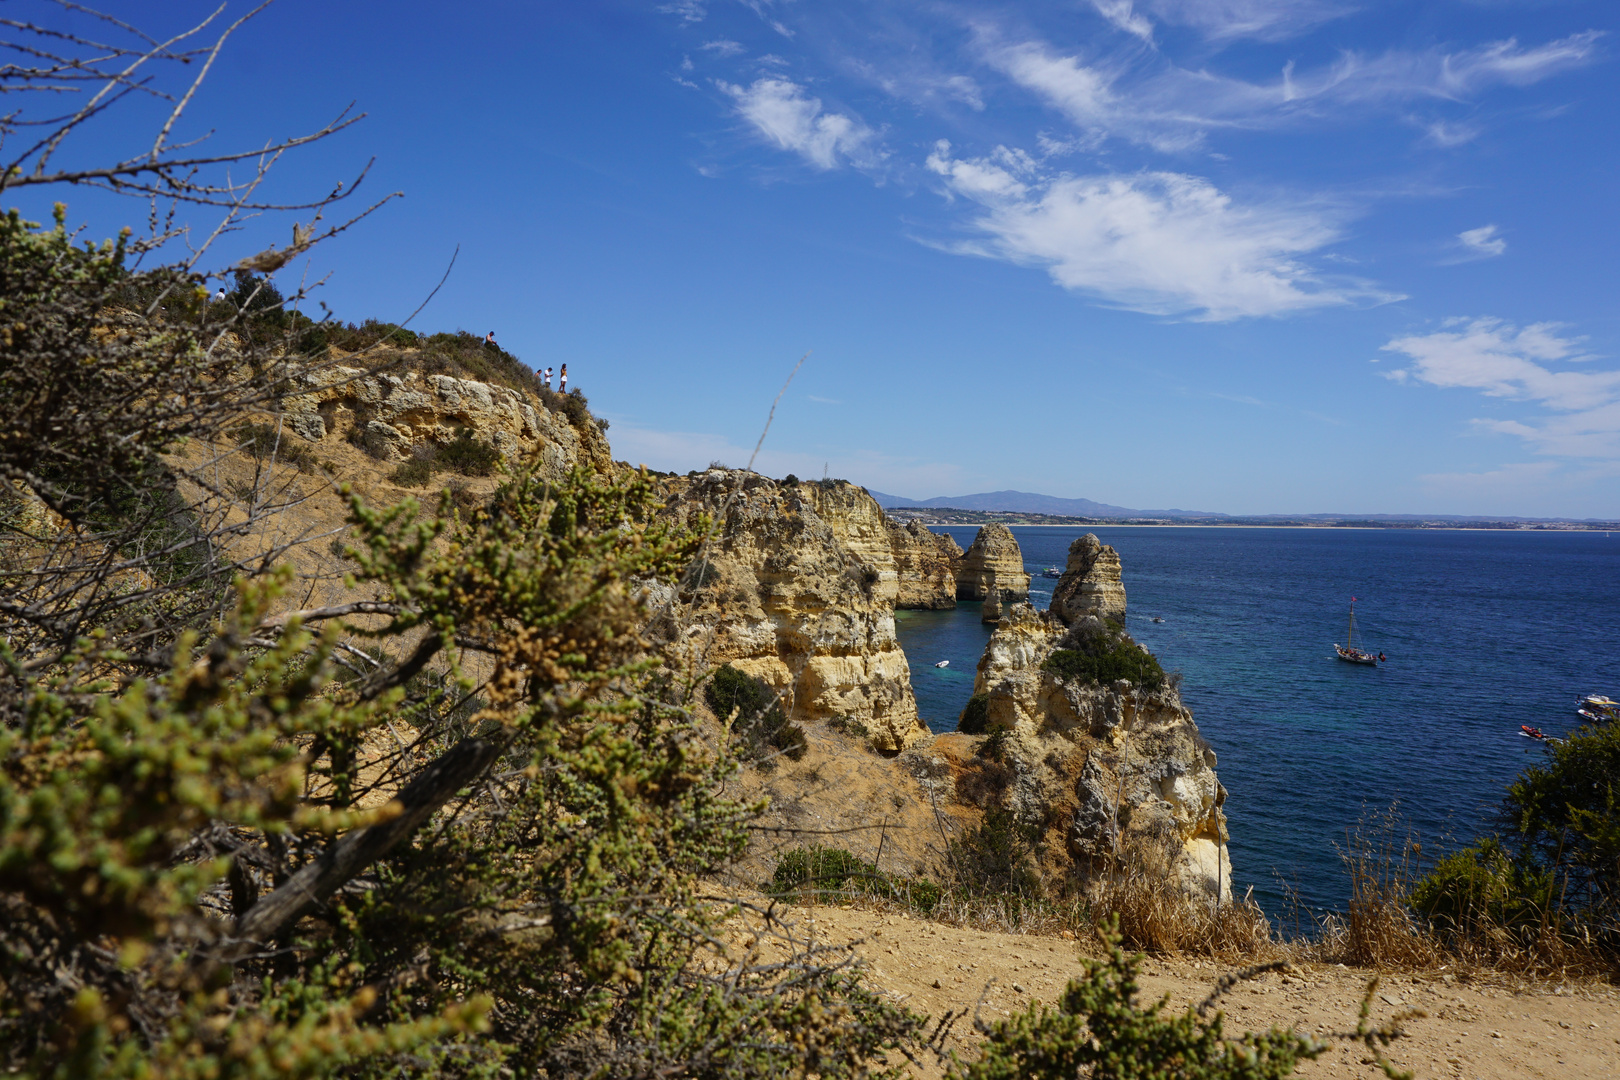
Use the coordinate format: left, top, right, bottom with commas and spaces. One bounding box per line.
485, 330, 497, 347
543, 366, 553, 391
558, 364, 567, 393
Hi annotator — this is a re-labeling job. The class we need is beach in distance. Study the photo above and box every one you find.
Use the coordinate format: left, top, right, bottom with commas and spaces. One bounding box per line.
896, 525, 1620, 916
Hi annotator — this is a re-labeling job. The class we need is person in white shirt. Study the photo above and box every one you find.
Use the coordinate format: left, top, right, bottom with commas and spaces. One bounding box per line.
544, 367, 553, 390
212, 288, 226, 302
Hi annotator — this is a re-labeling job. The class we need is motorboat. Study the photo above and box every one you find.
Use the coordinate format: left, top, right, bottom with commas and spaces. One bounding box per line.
1041, 566, 1063, 578
933, 660, 949, 668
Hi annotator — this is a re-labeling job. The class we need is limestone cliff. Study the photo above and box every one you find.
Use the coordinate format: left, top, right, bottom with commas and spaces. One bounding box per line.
657, 473, 928, 753
960, 537, 1230, 901
1050, 533, 1126, 624
283, 363, 613, 480
886, 519, 961, 609
956, 524, 1031, 623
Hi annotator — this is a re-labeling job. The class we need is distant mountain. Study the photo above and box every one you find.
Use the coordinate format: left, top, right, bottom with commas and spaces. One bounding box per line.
864, 489, 1225, 519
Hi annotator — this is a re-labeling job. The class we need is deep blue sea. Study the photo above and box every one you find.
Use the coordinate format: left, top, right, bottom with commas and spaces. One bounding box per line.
892, 526, 1620, 917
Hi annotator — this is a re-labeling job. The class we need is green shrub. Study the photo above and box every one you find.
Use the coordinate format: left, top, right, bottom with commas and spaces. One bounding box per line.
953, 920, 1337, 1080
1042, 637, 1164, 691
558, 387, 593, 428
958, 692, 991, 734
706, 664, 803, 764
389, 456, 435, 487
1504, 715, 1620, 922
1410, 838, 1556, 940
773, 720, 809, 761
768, 846, 939, 912
436, 428, 501, 476
782, 473, 799, 485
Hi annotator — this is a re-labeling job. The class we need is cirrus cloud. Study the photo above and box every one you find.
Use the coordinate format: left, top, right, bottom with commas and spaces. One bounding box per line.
718, 77, 883, 170
1382, 318, 1620, 458
924, 140, 1389, 320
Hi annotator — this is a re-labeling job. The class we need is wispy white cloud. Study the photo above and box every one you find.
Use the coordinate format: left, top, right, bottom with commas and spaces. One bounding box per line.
702, 39, 746, 56
1420, 118, 1482, 147
979, 30, 1602, 152
737, 0, 794, 39
1455, 224, 1506, 260
847, 58, 986, 111
1382, 318, 1620, 458
807, 395, 842, 404
924, 140, 1389, 320
1093, 1, 1156, 43
658, 1, 707, 23
718, 77, 883, 169
1143, 0, 1355, 43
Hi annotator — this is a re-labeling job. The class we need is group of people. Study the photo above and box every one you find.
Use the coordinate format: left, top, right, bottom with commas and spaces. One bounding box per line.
486, 331, 566, 393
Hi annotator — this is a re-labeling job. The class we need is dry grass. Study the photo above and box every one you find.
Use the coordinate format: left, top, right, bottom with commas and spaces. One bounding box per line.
1291, 807, 1616, 985
1087, 837, 1281, 961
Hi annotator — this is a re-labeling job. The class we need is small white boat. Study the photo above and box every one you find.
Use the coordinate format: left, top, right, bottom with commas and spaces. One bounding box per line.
1041, 566, 1062, 578
934, 660, 949, 668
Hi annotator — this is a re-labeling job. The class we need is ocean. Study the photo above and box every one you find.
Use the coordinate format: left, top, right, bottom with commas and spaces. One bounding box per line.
892, 526, 1620, 916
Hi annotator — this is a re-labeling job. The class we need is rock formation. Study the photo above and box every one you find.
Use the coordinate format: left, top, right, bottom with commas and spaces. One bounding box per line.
956, 540, 1230, 902
1049, 533, 1126, 624
283, 364, 613, 480
956, 524, 1031, 623
886, 519, 961, 609
656, 474, 928, 753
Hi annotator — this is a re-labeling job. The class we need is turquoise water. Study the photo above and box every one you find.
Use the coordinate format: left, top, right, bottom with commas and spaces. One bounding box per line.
893, 526, 1620, 915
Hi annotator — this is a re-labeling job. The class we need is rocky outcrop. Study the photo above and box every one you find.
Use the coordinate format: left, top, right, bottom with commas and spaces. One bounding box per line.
1049, 533, 1126, 625
282, 364, 613, 480
657, 473, 928, 753
958, 532, 1230, 902
798, 482, 900, 607
956, 524, 1031, 623
886, 520, 961, 609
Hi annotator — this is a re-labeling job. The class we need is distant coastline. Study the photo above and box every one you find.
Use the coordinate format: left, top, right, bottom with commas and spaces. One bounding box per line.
882, 506, 1620, 531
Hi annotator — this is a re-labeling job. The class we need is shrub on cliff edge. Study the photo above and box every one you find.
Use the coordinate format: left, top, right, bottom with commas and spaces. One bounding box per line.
1042, 635, 1164, 691
958, 692, 992, 734
769, 846, 940, 913
705, 663, 806, 765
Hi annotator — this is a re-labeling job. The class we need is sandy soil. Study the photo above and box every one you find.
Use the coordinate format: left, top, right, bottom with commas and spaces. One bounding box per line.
725, 904, 1620, 1079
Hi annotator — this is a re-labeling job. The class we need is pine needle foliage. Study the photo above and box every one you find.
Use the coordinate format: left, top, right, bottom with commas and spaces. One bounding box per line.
0, 465, 927, 1078
950, 921, 1417, 1080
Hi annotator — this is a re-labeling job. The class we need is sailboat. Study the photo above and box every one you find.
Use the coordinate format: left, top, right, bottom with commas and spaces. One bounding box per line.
1335, 597, 1384, 666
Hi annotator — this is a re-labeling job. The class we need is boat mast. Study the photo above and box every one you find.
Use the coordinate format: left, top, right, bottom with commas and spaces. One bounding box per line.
1347, 597, 1355, 650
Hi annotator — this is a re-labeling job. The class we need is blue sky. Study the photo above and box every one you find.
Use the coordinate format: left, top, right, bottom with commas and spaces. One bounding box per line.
23, 1, 1620, 516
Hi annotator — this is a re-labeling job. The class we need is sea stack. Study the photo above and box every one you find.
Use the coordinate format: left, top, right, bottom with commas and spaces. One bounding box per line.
886, 518, 962, 609
956, 523, 1031, 623
1049, 533, 1126, 624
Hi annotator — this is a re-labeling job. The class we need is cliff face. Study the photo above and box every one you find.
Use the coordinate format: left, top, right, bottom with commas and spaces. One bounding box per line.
1050, 533, 1126, 624
962, 540, 1230, 901
284, 364, 614, 480
956, 524, 1031, 623
659, 474, 928, 753
886, 519, 961, 609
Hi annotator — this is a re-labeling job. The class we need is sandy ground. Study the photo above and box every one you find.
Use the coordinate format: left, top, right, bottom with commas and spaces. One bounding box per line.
725, 904, 1620, 1079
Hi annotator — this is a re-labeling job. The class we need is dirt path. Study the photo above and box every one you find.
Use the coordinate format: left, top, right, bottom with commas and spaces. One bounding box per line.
733, 905, 1620, 1079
